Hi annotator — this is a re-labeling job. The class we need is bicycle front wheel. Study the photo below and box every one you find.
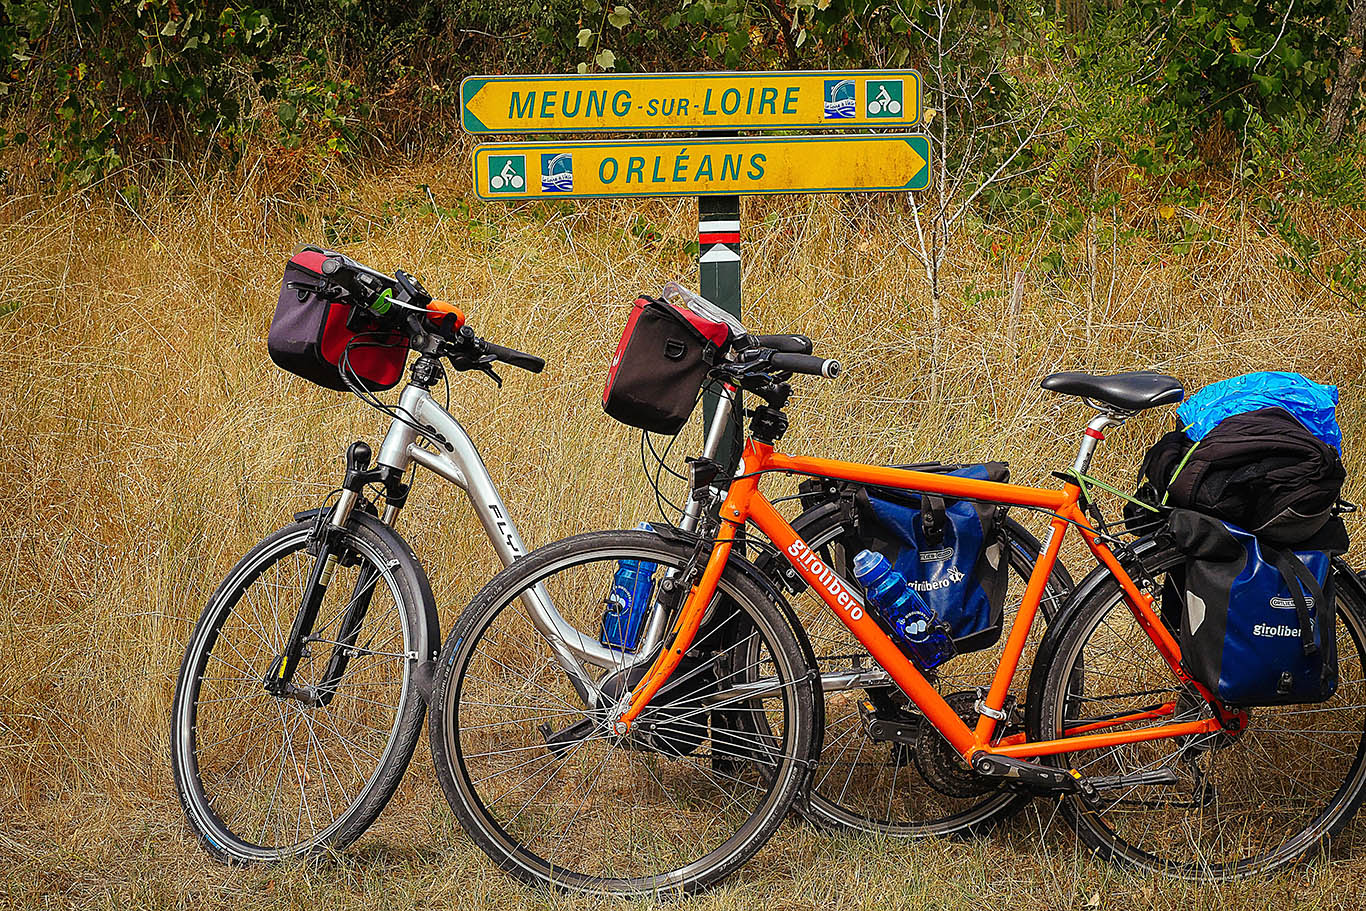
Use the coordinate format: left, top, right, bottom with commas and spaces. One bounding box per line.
428, 529, 819, 896
1030, 542, 1366, 878
171, 513, 433, 862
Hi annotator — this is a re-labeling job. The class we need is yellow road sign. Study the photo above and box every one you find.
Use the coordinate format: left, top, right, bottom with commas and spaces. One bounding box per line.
460, 70, 921, 133
472, 135, 930, 200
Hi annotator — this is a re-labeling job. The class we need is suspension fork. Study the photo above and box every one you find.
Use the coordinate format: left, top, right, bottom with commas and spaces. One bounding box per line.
315, 450, 412, 705
266, 440, 407, 702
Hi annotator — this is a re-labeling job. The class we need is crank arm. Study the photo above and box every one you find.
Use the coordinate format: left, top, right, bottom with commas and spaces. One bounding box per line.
858, 699, 920, 746
970, 753, 1093, 798
539, 717, 599, 756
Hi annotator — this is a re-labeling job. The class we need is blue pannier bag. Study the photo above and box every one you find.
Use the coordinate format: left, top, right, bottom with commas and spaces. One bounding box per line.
852, 463, 1010, 652
1167, 509, 1346, 706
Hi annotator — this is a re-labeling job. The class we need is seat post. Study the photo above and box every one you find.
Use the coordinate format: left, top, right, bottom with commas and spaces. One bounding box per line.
1072, 411, 1128, 475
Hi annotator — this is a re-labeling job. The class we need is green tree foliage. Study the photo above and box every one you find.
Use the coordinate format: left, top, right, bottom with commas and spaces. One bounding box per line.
0, 0, 1362, 195
2, 0, 274, 181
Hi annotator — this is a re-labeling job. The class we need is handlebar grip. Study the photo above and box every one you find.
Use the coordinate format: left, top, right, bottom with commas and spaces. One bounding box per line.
484, 341, 546, 374
770, 352, 841, 378
751, 333, 814, 355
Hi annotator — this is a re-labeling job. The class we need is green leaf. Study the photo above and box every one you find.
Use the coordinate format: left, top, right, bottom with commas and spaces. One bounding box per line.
583, 0, 601, 11
595, 48, 616, 69
577, 27, 593, 47
795, 27, 806, 48
277, 102, 298, 128
577, 62, 589, 74
608, 5, 631, 27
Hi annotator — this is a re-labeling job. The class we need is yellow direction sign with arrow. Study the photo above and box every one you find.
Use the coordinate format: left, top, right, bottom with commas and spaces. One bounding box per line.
460, 70, 921, 133
472, 135, 930, 200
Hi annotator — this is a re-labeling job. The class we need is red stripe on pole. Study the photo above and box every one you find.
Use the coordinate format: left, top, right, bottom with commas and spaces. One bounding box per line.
699, 232, 740, 245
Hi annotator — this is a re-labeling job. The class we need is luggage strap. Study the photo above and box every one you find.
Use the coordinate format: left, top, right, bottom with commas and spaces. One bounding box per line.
919, 494, 947, 545
1269, 549, 1326, 659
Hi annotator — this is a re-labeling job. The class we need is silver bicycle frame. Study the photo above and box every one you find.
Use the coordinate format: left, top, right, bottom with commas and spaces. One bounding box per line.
335, 379, 738, 703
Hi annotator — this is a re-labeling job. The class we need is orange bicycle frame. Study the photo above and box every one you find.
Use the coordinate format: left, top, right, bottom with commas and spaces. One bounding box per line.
619, 438, 1232, 766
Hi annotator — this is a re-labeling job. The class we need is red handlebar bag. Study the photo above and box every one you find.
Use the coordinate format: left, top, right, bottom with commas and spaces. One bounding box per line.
267, 247, 409, 392
602, 296, 731, 435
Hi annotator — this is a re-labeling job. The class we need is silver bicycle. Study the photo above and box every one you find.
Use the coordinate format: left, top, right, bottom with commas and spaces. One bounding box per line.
167, 257, 754, 862
169, 253, 584, 861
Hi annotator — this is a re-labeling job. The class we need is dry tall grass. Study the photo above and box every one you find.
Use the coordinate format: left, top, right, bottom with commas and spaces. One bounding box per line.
3, 151, 1366, 909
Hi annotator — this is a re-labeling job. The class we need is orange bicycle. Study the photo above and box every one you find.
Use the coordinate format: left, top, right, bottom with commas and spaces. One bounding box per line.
427, 293, 1366, 895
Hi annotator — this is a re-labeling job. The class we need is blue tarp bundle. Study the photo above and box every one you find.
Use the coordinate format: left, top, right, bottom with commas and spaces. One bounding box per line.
1177, 371, 1341, 451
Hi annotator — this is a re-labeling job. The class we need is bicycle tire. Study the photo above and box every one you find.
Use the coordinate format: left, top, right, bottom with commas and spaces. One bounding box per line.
1028, 541, 1366, 878
171, 512, 435, 863
428, 529, 819, 896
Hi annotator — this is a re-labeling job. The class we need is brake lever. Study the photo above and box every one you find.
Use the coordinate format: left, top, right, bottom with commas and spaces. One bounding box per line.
477, 361, 503, 388
443, 337, 504, 387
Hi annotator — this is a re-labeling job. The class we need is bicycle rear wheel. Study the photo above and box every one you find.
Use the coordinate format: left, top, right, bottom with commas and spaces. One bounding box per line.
1030, 542, 1366, 878
427, 529, 819, 895
171, 513, 433, 862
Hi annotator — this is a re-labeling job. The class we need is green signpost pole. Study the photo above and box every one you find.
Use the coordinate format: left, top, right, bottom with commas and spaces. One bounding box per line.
698, 194, 742, 470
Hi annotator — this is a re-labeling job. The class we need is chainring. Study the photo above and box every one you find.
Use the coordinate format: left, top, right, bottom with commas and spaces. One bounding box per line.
913, 690, 1007, 799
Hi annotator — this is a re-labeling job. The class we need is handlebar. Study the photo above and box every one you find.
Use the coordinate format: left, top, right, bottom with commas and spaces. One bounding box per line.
770, 352, 841, 378
482, 340, 546, 374
312, 248, 547, 379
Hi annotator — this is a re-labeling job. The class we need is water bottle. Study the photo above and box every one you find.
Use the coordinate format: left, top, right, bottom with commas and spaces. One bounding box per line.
852, 549, 956, 671
600, 523, 659, 651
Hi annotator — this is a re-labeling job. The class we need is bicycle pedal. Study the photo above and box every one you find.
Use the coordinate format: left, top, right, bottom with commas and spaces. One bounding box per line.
970, 753, 1087, 795
1084, 768, 1180, 793
858, 699, 919, 745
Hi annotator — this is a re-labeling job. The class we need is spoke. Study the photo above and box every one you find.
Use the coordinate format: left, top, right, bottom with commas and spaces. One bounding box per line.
305, 636, 410, 661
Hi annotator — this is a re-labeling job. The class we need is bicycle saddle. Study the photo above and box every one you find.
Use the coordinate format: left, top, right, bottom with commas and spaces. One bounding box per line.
1040, 371, 1184, 412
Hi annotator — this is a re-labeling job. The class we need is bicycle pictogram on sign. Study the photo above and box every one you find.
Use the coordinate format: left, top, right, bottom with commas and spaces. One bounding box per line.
866, 80, 904, 117
487, 155, 527, 193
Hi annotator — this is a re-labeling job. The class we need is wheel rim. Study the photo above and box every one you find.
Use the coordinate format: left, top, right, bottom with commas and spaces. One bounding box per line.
439, 542, 806, 892
174, 527, 413, 858
1048, 557, 1366, 877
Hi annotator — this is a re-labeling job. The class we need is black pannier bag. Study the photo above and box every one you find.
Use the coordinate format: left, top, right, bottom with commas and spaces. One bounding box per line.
1127, 406, 1346, 546
602, 295, 731, 435
267, 246, 409, 392
1167, 509, 1346, 706
823, 463, 1011, 653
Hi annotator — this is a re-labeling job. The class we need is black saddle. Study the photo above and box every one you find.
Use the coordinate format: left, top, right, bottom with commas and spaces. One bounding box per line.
1040, 371, 1184, 412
